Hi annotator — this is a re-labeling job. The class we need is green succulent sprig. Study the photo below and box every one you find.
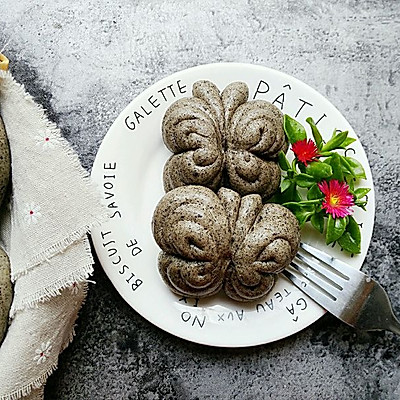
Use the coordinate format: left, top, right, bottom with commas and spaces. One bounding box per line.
272, 115, 370, 254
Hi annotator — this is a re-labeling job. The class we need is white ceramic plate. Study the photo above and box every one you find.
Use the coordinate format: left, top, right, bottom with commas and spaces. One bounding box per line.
91, 63, 375, 347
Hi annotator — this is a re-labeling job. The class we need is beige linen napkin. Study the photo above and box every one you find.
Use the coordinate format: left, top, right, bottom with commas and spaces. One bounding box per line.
0, 66, 107, 399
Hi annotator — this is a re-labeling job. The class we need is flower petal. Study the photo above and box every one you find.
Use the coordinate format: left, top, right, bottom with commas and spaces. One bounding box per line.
319, 179, 354, 219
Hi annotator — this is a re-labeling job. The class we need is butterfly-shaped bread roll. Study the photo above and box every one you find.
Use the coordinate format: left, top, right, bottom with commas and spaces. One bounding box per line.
162, 81, 288, 200
152, 186, 300, 301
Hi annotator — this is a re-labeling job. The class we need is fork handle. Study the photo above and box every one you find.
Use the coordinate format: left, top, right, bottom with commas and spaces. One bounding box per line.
388, 319, 400, 336
389, 325, 400, 335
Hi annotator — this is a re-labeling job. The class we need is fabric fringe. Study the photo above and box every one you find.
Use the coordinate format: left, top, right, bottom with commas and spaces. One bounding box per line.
0, 362, 57, 400
10, 219, 107, 282
0, 69, 108, 281
9, 264, 94, 318
60, 284, 89, 352
0, 69, 106, 399
0, 282, 89, 400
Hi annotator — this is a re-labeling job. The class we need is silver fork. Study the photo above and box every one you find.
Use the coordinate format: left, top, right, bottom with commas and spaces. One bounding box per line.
282, 242, 400, 335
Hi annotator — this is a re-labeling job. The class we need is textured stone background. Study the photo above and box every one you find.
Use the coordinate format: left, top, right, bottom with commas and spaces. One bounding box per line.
1, 0, 400, 399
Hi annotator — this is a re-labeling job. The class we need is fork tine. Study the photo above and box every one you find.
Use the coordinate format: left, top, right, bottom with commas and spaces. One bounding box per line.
286, 244, 400, 335
291, 258, 342, 299
300, 242, 357, 277
296, 251, 345, 289
282, 268, 335, 309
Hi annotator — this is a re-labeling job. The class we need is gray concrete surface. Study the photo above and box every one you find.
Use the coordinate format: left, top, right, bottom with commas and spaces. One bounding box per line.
1, 0, 400, 399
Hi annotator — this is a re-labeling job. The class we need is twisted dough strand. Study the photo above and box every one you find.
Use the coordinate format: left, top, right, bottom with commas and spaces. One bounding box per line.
152, 186, 231, 298
162, 81, 225, 192
224, 200, 300, 302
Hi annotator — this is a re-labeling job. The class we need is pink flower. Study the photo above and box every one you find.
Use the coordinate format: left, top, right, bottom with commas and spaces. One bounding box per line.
318, 180, 354, 219
292, 139, 320, 166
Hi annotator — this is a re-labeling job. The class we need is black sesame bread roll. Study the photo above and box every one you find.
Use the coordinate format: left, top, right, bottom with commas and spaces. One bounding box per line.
162, 82, 225, 192
0, 116, 11, 343
153, 186, 300, 302
220, 82, 249, 148
217, 187, 241, 236
226, 100, 287, 158
192, 80, 225, 141
224, 149, 281, 200
163, 145, 224, 192
223, 97, 288, 199
0, 248, 11, 343
224, 199, 300, 302
161, 80, 288, 200
152, 186, 231, 298
0, 117, 10, 205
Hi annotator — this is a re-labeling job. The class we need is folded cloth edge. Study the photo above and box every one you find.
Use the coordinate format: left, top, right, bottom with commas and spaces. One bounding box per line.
0, 65, 109, 400
0, 68, 109, 280
0, 284, 88, 400
9, 236, 94, 318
